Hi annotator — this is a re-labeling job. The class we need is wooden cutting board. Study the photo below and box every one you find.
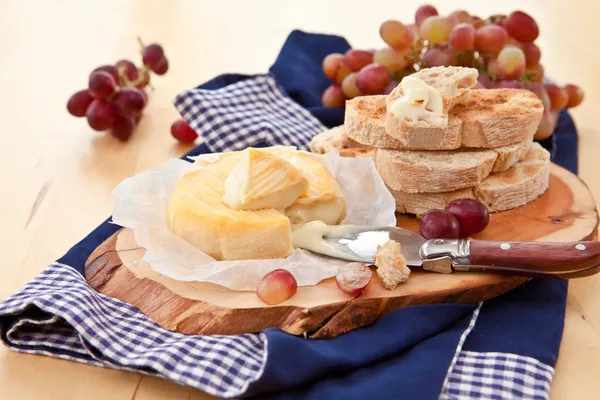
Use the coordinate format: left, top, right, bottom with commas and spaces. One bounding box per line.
85, 163, 598, 339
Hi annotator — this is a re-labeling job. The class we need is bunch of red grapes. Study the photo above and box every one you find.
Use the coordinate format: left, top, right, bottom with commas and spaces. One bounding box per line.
67, 38, 169, 141
322, 5, 585, 141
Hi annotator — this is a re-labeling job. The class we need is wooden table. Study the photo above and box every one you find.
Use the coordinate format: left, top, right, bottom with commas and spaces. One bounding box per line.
0, 1, 598, 398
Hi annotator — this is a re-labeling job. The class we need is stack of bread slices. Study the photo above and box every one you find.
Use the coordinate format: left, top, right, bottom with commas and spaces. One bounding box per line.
310, 66, 551, 214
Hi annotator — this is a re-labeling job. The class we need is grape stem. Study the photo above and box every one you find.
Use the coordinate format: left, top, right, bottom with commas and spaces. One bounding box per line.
136, 36, 146, 53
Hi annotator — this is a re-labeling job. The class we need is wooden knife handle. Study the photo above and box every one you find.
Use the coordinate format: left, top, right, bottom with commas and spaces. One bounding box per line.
469, 240, 600, 278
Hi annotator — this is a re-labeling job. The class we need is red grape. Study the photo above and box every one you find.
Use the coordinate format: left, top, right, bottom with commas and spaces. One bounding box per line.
493, 80, 523, 89
497, 45, 526, 80
525, 82, 551, 110
111, 115, 136, 141
341, 73, 361, 99
373, 47, 410, 72
449, 23, 476, 51
420, 16, 453, 44
535, 108, 558, 141
335, 263, 372, 295
384, 80, 399, 95
151, 57, 169, 75
171, 119, 199, 143
86, 99, 116, 131
112, 87, 146, 117
92, 65, 120, 85
256, 269, 298, 305
322, 85, 346, 107
448, 10, 471, 25
544, 84, 568, 110
419, 210, 460, 239
115, 59, 139, 82
526, 63, 544, 82
421, 47, 456, 68
505, 11, 539, 43
445, 199, 489, 237
564, 84, 584, 108
455, 50, 475, 67
475, 25, 508, 54
477, 74, 493, 89
522, 43, 541, 68
344, 49, 374, 72
142, 43, 165, 69
335, 60, 353, 85
67, 89, 94, 117
380, 20, 414, 50
88, 70, 118, 99
323, 53, 344, 80
415, 4, 438, 26
355, 63, 390, 95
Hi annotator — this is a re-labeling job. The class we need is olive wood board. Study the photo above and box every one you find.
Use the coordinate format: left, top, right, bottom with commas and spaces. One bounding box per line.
85, 163, 598, 339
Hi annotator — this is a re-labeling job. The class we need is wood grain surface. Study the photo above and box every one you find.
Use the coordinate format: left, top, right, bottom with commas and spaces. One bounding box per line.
1, 1, 599, 399
83, 164, 597, 339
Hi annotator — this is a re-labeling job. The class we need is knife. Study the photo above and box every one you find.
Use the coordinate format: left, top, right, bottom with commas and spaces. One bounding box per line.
291, 224, 600, 279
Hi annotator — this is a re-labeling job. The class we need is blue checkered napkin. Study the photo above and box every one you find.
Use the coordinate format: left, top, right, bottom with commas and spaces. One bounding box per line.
173, 73, 327, 153
0, 263, 267, 398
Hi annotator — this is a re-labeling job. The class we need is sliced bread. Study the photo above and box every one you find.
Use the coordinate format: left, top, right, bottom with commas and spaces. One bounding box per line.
374, 139, 532, 193
345, 89, 542, 150
390, 142, 551, 214
309, 125, 374, 158
385, 67, 478, 142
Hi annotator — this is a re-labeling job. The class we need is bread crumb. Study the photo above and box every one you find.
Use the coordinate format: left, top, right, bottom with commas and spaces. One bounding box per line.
374, 240, 411, 290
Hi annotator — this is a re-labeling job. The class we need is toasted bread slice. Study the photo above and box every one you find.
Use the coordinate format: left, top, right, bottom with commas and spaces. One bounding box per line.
345, 90, 542, 150
375, 139, 532, 193
390, 142, 550, 214
309, 125, 374, 158
386, 67, 478, 140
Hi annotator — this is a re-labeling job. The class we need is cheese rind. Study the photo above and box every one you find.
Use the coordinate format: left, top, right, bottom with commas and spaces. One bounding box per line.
222, 148, 309, 211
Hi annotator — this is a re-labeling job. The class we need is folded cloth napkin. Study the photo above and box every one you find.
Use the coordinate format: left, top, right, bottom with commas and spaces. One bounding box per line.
0, 30, 579, 400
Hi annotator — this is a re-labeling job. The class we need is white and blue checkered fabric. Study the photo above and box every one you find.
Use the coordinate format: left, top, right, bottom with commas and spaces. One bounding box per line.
173, 73, 327, 153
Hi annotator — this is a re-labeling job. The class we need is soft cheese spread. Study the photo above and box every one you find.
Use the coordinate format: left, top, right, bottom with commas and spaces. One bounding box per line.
166, 148, 346, 261
389, 76, 447, 127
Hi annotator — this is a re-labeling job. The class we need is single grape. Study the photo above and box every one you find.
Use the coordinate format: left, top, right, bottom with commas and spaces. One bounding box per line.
449, 23, 476, 51
534, 108, 558, 141
419, 210, 460, 239
497, 45, 526, 80
111, 115, 136, 141
355, 63, 390, 95
477, 74, 493, 89
415, 4, 438, 26
86, 99, 116, 131
544, 84, 568, 110
448, 9, 471, 25
334, 59, 353, 85
116, 59, 139, 83
505, 11, 539, 43
526, 63, 544, 82
475, 25, 508, 54
344, 49, 374, 72
564, 84, 584, 108
92, 65, 120, 85
373, 47, 410, 72
151, 56, 169, 75
421, 47, 456, 68
522, 43, 541, 68
112, 87, 146, 117
322, 53, 344, 80
171, 119, 199, 143
88, 70, 118, 99
380, 20, 414, 50
256, 269, 298, 305
67, 89, 95, 117
525, 82, 551, 110
335, 263, 372, 295
445, 199, 490, 237
142, 43, 165, 69
322, 85, 346, 107
383, 80, 400, 95
341, 73, 362, 99
493, 80, 523, 89
419, 16, 453, 44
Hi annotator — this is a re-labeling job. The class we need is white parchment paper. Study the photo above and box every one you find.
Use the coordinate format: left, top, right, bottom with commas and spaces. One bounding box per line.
112, 149, 396, 290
